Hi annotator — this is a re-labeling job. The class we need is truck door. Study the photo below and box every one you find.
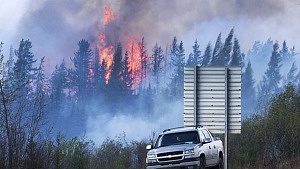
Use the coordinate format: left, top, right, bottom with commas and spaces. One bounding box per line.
200, 130, 213, 166
203, 129, 218, 164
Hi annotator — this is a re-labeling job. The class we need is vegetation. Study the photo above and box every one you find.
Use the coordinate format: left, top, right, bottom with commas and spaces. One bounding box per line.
0, 27, 299, 168
229, 85, 300, 168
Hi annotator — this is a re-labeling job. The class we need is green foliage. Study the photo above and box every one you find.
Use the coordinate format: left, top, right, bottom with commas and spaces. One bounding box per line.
230, 85, 300, 168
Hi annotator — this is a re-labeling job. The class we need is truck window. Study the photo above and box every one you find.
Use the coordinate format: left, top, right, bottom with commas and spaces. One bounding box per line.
201, 129, 212, 140
155, 131, 200, 148
198, 130, 205, 140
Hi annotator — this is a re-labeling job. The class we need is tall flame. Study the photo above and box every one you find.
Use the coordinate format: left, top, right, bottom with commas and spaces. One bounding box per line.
125, 36, 143, 89
102, 6, 116, 25
98, 6, 115, 84
98, 5, 146, 90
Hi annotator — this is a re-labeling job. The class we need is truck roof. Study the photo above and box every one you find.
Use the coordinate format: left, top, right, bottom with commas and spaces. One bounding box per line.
161, 126, 206, 134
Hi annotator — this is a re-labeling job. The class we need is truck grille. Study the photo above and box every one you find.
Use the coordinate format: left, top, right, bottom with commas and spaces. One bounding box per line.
157, 151, 184, 162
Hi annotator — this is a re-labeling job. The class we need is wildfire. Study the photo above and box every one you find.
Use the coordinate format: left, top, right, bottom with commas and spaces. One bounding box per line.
97, 5, 146, 90
97, 6, 116, 84
98, 33, 113, 83
102, 6, 116, 25
125, 36, 143, 89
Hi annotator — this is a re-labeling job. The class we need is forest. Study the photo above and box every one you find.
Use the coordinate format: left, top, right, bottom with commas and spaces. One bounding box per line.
0, 27, 300, 168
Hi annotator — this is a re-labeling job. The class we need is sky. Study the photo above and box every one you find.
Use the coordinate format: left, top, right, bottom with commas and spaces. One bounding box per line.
1, 0, 300, 72
1, 0, 300, 143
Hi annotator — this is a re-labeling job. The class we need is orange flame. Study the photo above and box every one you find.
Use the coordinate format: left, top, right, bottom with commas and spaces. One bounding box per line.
97, 5, 146, 90
98, 33, 114, 84
125, 36, 143, 89
103, 6, 116, 25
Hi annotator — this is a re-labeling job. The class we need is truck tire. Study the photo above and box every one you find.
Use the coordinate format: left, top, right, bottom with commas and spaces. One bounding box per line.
214, 156, 223, 169
199, 156, 205, 169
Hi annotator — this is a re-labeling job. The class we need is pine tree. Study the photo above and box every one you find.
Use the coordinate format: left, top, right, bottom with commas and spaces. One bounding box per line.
70, 39, 93, 101
170, 37, 178, 71
230, 38, 244, 67
107, 43, 124, 111
92, 48, 107, 97
284, 62, 298, 86
139, 37, 148, 88
122, 50, 134, 95
211, 33, 223, 66
242, 61, 256, 118
150, 43, 164, 91
257, 42, 282, 113
169, 40, 185, 100
265, 42, 282, 93
14, 39, 37, 90
216, 28, 234, 66
51, 60, 68, 109
186, 40, 201, 67
281, 40, 290, 62
186, 53, 194, 67
192, 39, 201, 66
202, 42, 212, 66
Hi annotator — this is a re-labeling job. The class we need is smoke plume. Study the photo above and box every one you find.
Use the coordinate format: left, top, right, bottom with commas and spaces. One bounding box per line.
14, 0, 293, 72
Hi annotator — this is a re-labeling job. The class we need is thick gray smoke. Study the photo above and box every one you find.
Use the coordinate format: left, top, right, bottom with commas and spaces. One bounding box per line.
14, 0, 293, 73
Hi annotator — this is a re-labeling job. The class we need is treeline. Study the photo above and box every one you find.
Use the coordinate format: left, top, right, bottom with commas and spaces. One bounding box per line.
0, 27, 299, 168
229, 85, 300, 168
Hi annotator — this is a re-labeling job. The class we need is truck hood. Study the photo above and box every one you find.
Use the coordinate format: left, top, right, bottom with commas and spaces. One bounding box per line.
148, 144, 198, 154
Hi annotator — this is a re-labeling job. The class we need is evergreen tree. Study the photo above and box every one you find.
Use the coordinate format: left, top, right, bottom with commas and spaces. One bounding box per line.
186, 53, 194, 67
107, 43, 124, 111
121, 50, 134, 96
216, 28, 234, 66
14, 39, 37, 91
284, 62, 298, 86
108, 43, 123, 90
186, 40, 201, 67
70, 39, 93, 101
50, 60, 68, 110
192, 39, 201, 66
92, 48, 107, 97
202, 42, 212, 66
169, 40, 185, 100
242, 61, 256, 118
281, 40, 290, 62
150, 43, 164, 91
230, 37, 244, 67
211, 33, 223, 66
264, 42, 282, 93
257, 42, 282, 113
139, 37, 148, 88
170, 37, 178, 71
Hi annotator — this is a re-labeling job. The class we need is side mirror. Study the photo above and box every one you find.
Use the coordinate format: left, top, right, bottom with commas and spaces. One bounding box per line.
202, 138, 212, 144
146, 145, 153, 150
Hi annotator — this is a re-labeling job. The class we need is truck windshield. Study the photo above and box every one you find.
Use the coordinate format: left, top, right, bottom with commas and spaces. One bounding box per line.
155, 131, 200, 148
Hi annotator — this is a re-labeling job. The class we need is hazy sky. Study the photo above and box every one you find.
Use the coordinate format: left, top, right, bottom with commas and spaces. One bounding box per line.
1, 0, 300, 73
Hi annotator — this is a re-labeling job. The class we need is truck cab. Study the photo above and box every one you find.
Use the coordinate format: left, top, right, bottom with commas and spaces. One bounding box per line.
146, 126, 224, 169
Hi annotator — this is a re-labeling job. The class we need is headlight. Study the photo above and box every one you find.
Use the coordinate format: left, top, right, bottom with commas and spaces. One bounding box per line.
146, 154, 157, 164
184, 149, 195, 154
147, 154, 156, 159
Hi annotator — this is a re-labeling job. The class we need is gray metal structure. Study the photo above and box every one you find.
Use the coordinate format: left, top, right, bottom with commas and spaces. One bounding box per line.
184, 67, 241, 133
184, 66, 242, 169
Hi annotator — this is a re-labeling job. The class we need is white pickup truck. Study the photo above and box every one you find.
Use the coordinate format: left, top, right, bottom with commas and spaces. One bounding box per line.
146, 126, 224, 169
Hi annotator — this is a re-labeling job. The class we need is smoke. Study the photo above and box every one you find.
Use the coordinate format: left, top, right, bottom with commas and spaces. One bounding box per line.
9, 0, 299, 143
13, 0, 295, 73
86, 100, 183, 144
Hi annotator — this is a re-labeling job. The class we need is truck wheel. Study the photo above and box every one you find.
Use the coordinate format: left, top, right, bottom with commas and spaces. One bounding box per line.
199, 156, 205, 169
214, 156, 223, 169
